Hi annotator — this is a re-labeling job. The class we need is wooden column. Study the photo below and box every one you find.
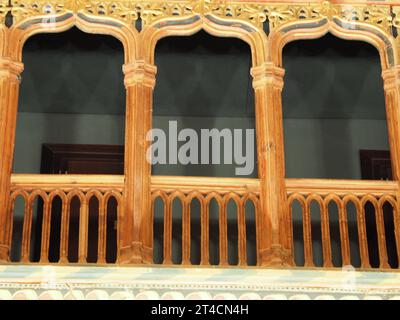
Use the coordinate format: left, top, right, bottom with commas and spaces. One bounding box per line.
0, 58, 23, 262
382, 66, 400, 255
120, 60, 156, 264
382, 66, 400, 180
250, 62, 293, 267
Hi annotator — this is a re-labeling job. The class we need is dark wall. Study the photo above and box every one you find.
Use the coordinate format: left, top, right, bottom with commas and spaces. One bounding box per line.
16, 28, 389, 179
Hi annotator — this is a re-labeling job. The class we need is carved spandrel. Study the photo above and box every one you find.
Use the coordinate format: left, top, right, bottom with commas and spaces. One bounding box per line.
0, 0, 9, 25
10, 0, 75, 25
80, 1, 195, 26
0, 0, 396, 35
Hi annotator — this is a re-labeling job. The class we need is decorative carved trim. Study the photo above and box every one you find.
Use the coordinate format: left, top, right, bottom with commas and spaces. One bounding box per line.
1, 0, 397, 37
81, 0, 196, 27
0, 0, 9, 24
123, 60, 157, 88
251, 62, 284, 90
382, 65, 400, 91
0, 58, 23, 81
11, 0, 75, 25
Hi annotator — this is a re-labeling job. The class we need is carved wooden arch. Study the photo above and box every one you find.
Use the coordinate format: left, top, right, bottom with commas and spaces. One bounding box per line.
141, 13, 268, 66
4, 4, 138, 63
269, 16, 397, 70
266, 2, 400, 183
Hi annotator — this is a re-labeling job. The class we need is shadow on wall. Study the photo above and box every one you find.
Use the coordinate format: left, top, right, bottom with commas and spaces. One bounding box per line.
153, 30, 257, 178
282, 33, 389, 180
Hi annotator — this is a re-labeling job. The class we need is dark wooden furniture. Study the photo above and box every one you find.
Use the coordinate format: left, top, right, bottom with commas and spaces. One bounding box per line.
40, 144, 124, 175
360, 149, 392, 181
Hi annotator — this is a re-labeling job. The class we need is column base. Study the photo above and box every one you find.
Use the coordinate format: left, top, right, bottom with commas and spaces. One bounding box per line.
0, 245, 10, 263
258, 245, 294, 267
119, 242, 153, 264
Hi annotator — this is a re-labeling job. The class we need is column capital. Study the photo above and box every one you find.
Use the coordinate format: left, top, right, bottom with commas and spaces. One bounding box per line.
0, 58, 24, 83
382, 65, 400, 91
250, 62, 285, 90
123, 60, 157, 89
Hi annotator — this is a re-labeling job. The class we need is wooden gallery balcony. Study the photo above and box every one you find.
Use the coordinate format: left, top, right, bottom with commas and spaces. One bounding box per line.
1, 0, 400, 277
5, 174, 400, 270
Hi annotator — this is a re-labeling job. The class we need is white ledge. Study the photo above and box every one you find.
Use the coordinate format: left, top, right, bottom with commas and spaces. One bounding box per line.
0, 265, 400, 299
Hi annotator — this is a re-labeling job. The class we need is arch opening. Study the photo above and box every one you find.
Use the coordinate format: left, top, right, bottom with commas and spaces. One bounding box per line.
13, 27, 126, 175
151, 31, 257, 179
282, 34, 390, 181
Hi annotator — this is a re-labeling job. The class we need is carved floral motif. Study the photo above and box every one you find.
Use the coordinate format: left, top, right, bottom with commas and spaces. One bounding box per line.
0, 0, 396, 37
80, 0, 195, 26
0, 1, 9, 24
11, 0, 75, 23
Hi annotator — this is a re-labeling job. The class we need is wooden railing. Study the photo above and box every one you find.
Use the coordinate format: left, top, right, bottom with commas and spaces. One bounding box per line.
8, 174, 123, 264
5, 174, 400, 270
150, 176, 260, 266
286, 178, 400, 270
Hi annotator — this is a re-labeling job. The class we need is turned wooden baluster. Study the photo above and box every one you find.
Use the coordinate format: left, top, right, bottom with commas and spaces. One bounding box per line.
219, 195, 229, 266
337, 197, 351, 267
376, 198, 390, 269
78, 197, 89, 264
20, 194, 32, 263
357, 199, 371, 269
59, 194, 70, 263
287, 194, 305, 266
182, 198, 191, 265
238, 197, 247, 266
200, 195, 209, 266
116, 193, 123, 263
6, 195, 16, 259
319, 198, 333, 268
163, 196, 172, 264
97, 196, 107, 264
39, 194, 51, 263
302, 198, 314, 267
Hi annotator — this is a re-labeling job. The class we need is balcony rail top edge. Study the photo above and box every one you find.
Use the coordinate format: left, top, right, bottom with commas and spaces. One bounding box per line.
286, 177, 399, 196
9, 173, 399, 196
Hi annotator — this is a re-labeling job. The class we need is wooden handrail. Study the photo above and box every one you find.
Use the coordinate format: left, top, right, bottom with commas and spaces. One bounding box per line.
11, 174, 398, 196
10, 174, 124, 190
151, 175, 260, 195
285, 178, 398, 196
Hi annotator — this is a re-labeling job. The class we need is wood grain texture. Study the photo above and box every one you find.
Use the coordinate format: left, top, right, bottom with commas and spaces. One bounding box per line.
8, 180, 123, 264
0, 0, 400, 270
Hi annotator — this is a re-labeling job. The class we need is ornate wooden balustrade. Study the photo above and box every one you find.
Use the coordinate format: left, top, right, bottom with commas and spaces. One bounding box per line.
0, 0, 399, 272
287, 179, 400, 270
9, 175, 124, 264
151, 176, 260, 266
6, 174, 400, 271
